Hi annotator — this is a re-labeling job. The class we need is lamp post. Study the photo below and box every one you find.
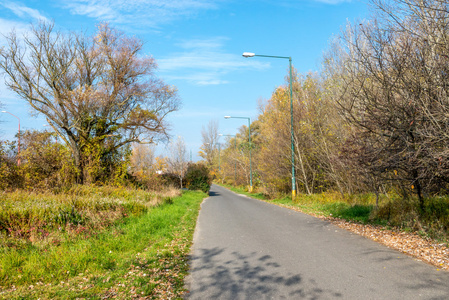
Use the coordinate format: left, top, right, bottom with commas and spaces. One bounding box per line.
242, 52, 296, 199
219, 134, 237, 186
218, 143, 221, 172
224, 116, 252, 192
1, 111, 21, 166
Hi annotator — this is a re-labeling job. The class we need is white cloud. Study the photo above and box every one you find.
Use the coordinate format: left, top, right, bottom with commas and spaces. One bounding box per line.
0, 3, 42, 110
0, 19, 28, 106
158, 37, 270, 85
0, 18, 28, 37
62, 0, 220, 28
0, 1, 49, 22
0, 2, 48, 47
0, 15, 31, 91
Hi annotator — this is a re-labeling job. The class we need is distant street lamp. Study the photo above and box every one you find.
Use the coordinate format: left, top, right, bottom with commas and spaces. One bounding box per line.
219, 133, 237, 186
218, 143, 221, 172
1, 111, 21, 165
224, 116, 252, 192
243, 52, 296, 199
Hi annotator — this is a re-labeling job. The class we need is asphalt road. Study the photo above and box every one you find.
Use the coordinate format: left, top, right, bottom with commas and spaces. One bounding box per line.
186, 184, 449, 299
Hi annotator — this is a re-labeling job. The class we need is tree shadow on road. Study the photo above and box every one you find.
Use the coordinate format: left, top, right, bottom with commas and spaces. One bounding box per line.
208, 191, 220, 197
360, 248, 449, 297
186, 247, 342, 299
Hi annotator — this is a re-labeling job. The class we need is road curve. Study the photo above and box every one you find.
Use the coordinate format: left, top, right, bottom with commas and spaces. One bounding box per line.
186, 184, 449, 299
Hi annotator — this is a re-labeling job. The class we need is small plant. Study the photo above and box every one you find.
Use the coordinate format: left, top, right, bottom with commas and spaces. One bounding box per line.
55, 207, 85, 226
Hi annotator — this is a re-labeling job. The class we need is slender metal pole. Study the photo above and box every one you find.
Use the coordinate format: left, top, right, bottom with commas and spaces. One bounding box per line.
242, 53, 296, 199
248, 118, 252, 192
234, 138, 237, 186
289, 57, 296, 198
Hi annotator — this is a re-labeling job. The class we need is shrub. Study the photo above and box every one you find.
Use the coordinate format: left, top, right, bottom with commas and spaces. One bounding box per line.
18, 130, 77, 190
0, 140, 22, 190
161, 172, 182, 189
371, 195, 449, 239
184, 162, 211, 193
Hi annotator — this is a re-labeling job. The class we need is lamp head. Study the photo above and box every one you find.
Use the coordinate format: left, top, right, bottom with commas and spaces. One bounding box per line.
218, 134, 223, 136
1, 111, 7, 113
224, 116, 231, 119
242, 52, 255, 58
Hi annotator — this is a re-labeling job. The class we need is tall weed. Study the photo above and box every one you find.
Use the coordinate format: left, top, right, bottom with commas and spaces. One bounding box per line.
373, 195, 449, 239
0, 185, 179, 246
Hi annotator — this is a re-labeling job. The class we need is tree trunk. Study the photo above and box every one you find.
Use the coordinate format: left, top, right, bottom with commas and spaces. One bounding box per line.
68, 138, 84, 184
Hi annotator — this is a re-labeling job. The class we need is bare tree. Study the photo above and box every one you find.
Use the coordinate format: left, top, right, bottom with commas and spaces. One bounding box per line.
324, 0, 449, 208
199, 120, 219, 168
0, 22, 180, 183
130, 143, 156, 177
168, 136, 188, 188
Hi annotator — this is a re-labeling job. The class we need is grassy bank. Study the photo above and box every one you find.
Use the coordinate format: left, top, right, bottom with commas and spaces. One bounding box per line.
220, 184, 449, 244
0, 188, 206, 299
0, 185, 179, 245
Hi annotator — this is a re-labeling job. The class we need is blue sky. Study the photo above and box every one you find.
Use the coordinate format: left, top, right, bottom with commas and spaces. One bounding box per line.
0, 0, 369, 160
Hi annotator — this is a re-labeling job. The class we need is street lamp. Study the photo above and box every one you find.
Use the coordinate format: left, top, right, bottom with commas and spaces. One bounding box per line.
217, 143, 221, 172
242, 52, 296, 199
219, 134, 237, 186
224, 116, 253, 192
1, 111, 21, 166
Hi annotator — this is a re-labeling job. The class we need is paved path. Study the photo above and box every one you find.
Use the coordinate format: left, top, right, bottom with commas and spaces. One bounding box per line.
186, 184, 449, 299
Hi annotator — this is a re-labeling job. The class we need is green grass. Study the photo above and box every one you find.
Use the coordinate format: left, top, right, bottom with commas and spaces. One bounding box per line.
219, 183, 267, 200
219, 184, 377, 223
0, 190, 206, 299
268, 195, 375, 223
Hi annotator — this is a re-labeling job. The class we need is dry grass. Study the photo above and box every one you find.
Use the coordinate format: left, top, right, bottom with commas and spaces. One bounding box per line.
0, 185, 181, 249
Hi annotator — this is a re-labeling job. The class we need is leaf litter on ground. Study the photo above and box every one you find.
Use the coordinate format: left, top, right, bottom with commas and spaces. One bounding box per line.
275, 202, 448, 271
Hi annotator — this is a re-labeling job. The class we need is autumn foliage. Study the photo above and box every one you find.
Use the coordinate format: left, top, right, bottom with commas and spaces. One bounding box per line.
0, 22, 180, 184
214, 0, 449, 238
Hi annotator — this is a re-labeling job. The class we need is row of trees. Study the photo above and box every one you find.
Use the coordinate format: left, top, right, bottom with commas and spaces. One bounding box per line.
0, 129, 210, 192
209, 0, 449, 206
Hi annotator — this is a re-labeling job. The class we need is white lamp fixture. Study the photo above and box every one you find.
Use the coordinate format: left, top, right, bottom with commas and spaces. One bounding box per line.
242, 52, 255, 58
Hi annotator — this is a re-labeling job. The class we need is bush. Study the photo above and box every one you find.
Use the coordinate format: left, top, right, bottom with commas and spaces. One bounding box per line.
371, 195, 449, 239
184, 162, 211, 193
19, 130, 77, 190
0, 140, 22, 190
161, 172, 182, 189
